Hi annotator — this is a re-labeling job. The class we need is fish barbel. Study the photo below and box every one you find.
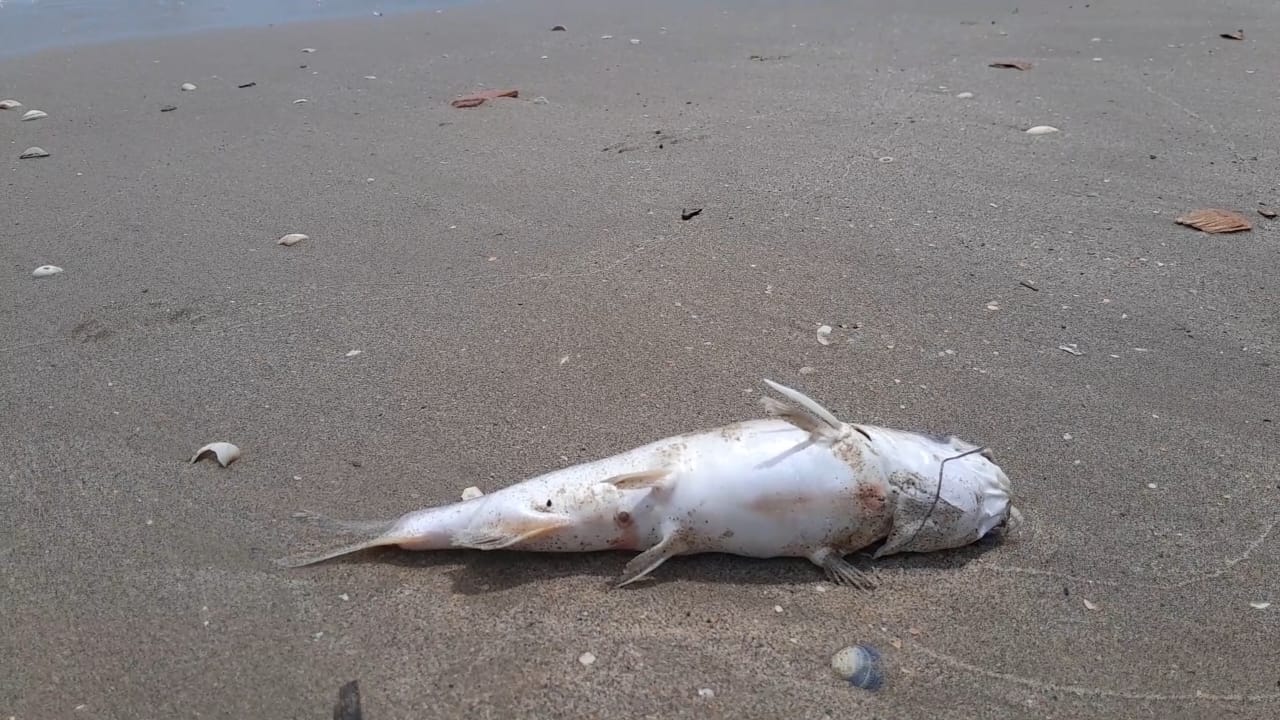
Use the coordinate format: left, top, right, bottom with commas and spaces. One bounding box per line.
278, 379, 1018, 587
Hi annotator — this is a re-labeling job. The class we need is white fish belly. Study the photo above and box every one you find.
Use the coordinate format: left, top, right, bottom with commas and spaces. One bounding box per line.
633, 419, 891, 558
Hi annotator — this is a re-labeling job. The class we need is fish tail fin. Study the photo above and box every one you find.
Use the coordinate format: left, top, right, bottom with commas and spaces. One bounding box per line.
761, 378, 850, 441
274, 511, 400, 568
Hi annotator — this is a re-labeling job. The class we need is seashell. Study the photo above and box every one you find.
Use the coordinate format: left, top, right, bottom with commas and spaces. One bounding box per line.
816, 325, 833, 345
190, 442, 242, 467
831, 644, 884, 690
32, 265, 63, 277
293, 98, 309, 104
1025, 125, 1060, 135
577, 651, 596, 666
277, 233, 308, 246
301, 47, 317, 53
956, 92, 974, 99
0, 99, 23, 109
345, 349, 362, 357
460, 486, 484, 501
629, 38, 641, 45
1250, 601, 1271, 610
20, 147, 50, 159
1175, 208, 1252, 234
181, 82, 197, 91
21, 110, 47, 121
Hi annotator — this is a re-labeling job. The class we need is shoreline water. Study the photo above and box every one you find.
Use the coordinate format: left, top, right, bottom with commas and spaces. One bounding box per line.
0, 0, 463, 59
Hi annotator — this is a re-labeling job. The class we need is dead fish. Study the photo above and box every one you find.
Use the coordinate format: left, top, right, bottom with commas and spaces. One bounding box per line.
277, 380, 1017, 587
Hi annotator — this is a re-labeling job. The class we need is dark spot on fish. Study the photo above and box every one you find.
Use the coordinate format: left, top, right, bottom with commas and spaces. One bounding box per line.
546, 499, 553, 508
720, 529, 735, 539
615, 511, 633, 527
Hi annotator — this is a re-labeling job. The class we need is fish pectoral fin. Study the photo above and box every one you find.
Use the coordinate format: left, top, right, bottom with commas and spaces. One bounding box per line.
604, 468, 672, 491
809, 547, 877, 590
451, 515, 574, 551
614, 532, 689, 588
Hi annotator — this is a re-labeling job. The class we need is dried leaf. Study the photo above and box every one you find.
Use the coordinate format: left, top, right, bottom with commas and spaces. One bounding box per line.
989, 60, 1033, 71
1175, 208, 1252, 234
1258, 208, 1277, 219
1220, 30, 1244, 40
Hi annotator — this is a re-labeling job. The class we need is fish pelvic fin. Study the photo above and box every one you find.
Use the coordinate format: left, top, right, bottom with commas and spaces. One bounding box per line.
274, 513, 400, 568
605, 468, 672, 491
452, 514, 575, 551
760, 378, 852, 443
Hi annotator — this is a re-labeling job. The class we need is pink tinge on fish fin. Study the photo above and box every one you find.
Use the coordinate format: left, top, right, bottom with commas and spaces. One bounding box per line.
605, 469, 672, 491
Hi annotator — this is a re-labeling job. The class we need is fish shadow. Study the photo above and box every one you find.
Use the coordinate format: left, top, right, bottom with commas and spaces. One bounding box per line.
335, 530, 1010, 595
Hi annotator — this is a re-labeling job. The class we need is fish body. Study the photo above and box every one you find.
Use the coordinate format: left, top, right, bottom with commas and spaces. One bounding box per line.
280, 380, 1017, 587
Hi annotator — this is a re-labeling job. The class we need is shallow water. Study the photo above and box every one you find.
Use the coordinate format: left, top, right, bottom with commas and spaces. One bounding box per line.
0, 0, 461, 58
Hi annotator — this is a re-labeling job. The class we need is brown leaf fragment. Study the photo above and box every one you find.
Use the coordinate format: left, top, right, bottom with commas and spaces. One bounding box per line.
1220, 29, 1245, 40
989, 60, 1033, 70
1175, 208, 1252, 234
1259, 208, 1277, 219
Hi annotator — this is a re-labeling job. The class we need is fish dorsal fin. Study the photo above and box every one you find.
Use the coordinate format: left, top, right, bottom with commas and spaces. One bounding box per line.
605, 468, 672, 490
761, 379, 849, 442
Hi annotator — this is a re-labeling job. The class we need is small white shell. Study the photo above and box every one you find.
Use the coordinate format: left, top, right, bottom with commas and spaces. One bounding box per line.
1250, 601, 1272, 610
32, 265, 64, 277
460, 486, 484, 501
293, 98, 309, 104
1025, 125, 1061, 135
344, 349, 362, 357
277, 233, 308, 246
816, 325, 833, 345
20, 147, 50, 159
190, 442, 242, 467
21, 110, 48, 121
0, 99, 22, 110
956, 92, 974, 99
301, 47, 317, 53
577, 651, 596, 666
181, 82, 197, 91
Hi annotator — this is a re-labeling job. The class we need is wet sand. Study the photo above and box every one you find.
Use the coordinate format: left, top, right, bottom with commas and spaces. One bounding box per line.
3, 0, 1279, 718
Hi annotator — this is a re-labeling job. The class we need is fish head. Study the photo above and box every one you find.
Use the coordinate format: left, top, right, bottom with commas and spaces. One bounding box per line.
864, 427, 1018, 556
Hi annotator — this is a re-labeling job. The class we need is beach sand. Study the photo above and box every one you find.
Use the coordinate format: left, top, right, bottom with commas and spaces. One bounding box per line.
3, 0, 1278, 717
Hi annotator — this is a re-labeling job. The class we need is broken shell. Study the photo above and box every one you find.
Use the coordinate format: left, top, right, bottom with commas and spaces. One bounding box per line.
831, 645, 884, 690
293, 98, 309, 104
1083, 598, 1099, 610
1175, 208, 1252, 234
181, 82, 197, 91
277, 233, 308, 246
1025, 125, 1060, 135
577, 651, 596, 666
956, 92, 974, 99
20, 147, 50, 159
0, 99, 23, 109
32, 265, 63, 278
1249, 601, 1271, 610
190, 442, 242, 467
301, 47, 317, 53
21, 110, 47, 121
461, 486, 484, 501
816, 325, 833, 345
